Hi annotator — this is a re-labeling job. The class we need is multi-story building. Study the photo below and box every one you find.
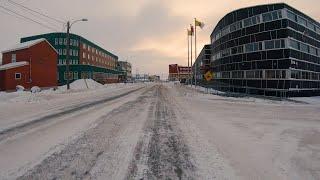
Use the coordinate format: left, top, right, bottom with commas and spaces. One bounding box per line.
117, 61, 132, 82
21, 33, 124, 85
193, 44, 212, 84
210, 3, 320, 96
168, 64, 191, 83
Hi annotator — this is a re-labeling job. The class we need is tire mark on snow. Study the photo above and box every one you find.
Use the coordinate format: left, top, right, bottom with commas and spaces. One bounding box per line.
126, 85, 196, 180
16, 86, 156, 180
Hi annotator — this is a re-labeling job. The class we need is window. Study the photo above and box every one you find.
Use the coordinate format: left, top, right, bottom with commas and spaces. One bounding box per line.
265, 40, 274, 50
275, 40, 281, 49
59, 38, 63, 45
63, 49, 67, 55
307, 22, 315, 31
15, 73, 21, 80
64, 38, 67, 45
83, 43, 86, 49
262, 12, 272, 22
287, 10, 296, 22
246, 71, 255, 78
74, 72, 78, 79
300, 43, 309, 53
64, 72, 73, 80
11, 54, 16, 63
297, 16, 307, 26
272, 11, 279, 20
266, 70, 276, 79
310, 46, 318, 56
289, 39, 299, 50
55, 38, 58, 45
244, 18, 252, 27
245, 43, 254, 52
83, 52, 86, 58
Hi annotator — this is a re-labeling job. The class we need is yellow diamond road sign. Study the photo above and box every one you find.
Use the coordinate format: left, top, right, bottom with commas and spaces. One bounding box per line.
204, 71, 213, 81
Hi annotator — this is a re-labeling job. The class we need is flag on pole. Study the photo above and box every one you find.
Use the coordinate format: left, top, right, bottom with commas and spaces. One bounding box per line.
195, 19, 205, 29
190, 25, 194, 35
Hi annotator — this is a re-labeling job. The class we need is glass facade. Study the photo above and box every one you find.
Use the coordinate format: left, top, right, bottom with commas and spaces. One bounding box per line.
209, 3, 320, 96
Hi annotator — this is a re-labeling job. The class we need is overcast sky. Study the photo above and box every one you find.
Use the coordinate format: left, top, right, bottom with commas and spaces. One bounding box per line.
0, 0, 319, 78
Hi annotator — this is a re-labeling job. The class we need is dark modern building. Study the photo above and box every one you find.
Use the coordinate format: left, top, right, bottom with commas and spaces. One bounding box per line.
209, 3, 320, 96
21, 33, 124, 85
193, 44, 212, 84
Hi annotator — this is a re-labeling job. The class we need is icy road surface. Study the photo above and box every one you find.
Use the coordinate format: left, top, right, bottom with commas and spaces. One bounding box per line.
1, 83, 320, 179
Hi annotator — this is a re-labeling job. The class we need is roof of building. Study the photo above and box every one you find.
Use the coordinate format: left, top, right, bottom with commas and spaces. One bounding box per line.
21, 32, 118, 59
0, 61, 29, 71
1, 38, 58, 54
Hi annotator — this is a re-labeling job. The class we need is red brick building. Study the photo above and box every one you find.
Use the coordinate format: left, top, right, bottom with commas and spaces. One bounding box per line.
0, 38, 58, 91
168, 64, 191, 82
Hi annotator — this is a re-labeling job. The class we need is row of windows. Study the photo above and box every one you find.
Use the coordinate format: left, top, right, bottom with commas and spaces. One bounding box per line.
287, 10, 320, 34
58, 59, 78, 65
289, 39, 319, 56
291, 69, 320, 80
212, 9, 284, 42
212, 39, 286, 61
63, 72, 78, 80
82, 43, 113, 59
216, 69, 287, 79
215, 78, 320, 90
82, 52, 115, 67
54, 38, 79, 47
213, 25, 288, 54
57, 49, 79, 56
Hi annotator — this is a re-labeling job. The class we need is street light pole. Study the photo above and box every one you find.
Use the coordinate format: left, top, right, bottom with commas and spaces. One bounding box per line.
66, 21, 70, 90
66, 19, 88, 90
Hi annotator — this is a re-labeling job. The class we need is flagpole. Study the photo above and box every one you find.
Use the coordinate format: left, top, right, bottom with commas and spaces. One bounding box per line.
190, 24, 193, 87
187, 29, 190, 84
194, 18, 197, 88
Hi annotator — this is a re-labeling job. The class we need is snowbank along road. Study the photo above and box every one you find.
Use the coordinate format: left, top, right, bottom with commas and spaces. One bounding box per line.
1, 83, 320, 180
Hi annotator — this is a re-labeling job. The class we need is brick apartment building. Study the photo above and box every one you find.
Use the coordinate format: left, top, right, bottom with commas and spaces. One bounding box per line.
21, 33, 124, 85
168, 64, 191, 82
0, 38, 58, 91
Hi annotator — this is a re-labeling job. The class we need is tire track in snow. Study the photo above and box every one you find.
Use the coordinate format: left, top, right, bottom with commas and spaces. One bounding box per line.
16, 86, 156, 180
126, 85, 196, 180
0, 87, 144, 142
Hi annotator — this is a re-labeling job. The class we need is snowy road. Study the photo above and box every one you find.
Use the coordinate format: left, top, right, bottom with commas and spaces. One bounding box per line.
1, 83, 320, 179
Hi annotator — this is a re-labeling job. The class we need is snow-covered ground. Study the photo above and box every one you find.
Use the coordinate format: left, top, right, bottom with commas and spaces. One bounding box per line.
1, 81, 320, 179
168, 83, 320, 179
0, 79, 144, 131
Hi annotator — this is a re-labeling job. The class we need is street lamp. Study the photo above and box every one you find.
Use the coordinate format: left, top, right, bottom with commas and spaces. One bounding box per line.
66, 18, 88, 90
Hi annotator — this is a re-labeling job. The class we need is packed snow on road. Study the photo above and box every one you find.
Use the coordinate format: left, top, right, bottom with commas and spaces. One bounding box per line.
0, 80, 320, 180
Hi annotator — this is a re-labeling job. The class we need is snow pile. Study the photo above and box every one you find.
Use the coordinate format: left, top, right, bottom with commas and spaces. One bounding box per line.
59, 79, 103, 91
187, 85, 225, 95
16, 85, 25, 92
290, 96, 320, 105
31, 86, 41, 93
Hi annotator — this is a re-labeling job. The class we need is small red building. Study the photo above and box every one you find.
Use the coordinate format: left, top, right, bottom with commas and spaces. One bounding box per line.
0, 38, 58, 91
168, 64, 191, 82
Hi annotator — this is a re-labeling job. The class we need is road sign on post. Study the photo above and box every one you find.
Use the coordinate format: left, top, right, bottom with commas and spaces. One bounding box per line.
204, 71, 213, 82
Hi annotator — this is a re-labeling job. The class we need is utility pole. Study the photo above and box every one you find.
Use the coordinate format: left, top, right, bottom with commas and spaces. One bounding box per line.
66, 21, 70, 90
65, 18, 88, 90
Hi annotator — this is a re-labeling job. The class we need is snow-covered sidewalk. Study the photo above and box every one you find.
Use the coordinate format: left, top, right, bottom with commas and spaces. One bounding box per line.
0, 80, 145, 132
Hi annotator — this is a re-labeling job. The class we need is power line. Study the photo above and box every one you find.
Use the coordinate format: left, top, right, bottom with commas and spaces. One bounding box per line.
5, 1, 63, 30
7, 0, 64, 24
0, 5, 59, 31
